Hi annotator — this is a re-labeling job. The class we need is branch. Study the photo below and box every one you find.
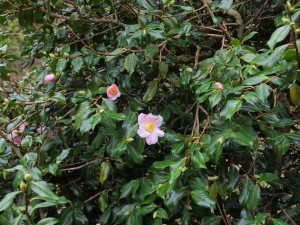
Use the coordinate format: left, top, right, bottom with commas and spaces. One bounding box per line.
39, 7, 125, 27
202, 0, 244, 39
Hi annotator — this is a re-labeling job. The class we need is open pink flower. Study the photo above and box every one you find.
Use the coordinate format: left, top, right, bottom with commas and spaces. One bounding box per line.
6, 123, 26, 145
44, 74, 56, 83
137, 113, 165, 145
215, 82, 224, 90
107, 84, 121, 100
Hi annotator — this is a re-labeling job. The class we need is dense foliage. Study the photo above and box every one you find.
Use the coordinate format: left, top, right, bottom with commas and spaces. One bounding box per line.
1, 0, 300, 224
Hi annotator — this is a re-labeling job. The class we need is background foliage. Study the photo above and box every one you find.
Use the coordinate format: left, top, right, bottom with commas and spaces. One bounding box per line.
1, 0, 300, 224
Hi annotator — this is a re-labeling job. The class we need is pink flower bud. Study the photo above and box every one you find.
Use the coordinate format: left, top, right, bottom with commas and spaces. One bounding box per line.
44, 74, 56, 83
215, 82, 224, 90
107, 84, 121, 101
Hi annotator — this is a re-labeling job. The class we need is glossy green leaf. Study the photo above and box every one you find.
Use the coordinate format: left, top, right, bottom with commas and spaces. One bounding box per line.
220, 99, 242, 120
56, 58, 67, 72
272, 218, 290, 225
209, 91, 222, 108
125, 53, 139, 75
98, 192, 108, 212
71, 57, 84, 73
159, 62, 168, 78
105, 111, 126, 121
191, 189, 215, 208
267, 25, 290, 49
191, 151, 207, 169
143, 80, 158, 102
36, 217, 59, 225
100, 161, 111, 184
0, 191, 21, 212
144, 44, 159, 61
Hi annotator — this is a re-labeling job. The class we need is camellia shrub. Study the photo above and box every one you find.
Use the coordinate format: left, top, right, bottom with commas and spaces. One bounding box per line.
1, 0, 300, 224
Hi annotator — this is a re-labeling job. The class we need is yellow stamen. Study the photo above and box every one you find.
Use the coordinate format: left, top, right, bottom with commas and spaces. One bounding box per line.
145, 122, 154, 132
109, 87, 118, 95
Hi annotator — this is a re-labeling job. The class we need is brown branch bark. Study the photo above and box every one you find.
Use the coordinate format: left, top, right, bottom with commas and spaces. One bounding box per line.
202, 0, 244, 39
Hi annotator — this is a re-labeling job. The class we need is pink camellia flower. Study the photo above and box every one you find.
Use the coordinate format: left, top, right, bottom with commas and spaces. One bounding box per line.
137, 113, 165, 145
215, 82, 224, 90
36, 126, 46, 134
6, 123, 26, 145
107, 84, 121, 101
44, 74, 56, 83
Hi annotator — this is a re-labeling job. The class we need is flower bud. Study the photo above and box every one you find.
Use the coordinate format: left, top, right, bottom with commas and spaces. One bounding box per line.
20, 181, 27, 191
282, 17, 290, 25
44, 74, 56, 83
24, 173, 32, 182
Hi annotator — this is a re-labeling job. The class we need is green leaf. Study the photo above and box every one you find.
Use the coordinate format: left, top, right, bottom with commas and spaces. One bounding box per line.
51, 92, 66, 105
171, 142, 185, 155
217, 0, 233, 12
256, 83, 270, 102
11, 214, 24, 225
267, 25, 290, 49
144, 44, 159, 61
100, 161, 111, 184
246, 184, 261, 210
276, 135, 290, 155
241, 31, 258, 43
220, 99, 242, 120
154, 208, 169, 219
137, 0, 154, 10
272, 218, 290, 225
191, 151, 207, 169
209, 91, 222, 108
21, 136, 32, 150
31, 202, 57, 215
159, 62, 168, 78
105, 111, 126, 121
239, 177, 260, 211
124, 53, 139, 75
143, 80, 158, 102
30, 181, 58, 199
0, 191, 21, 212
71, 57, 84, 73
105, 48, 127, 61
98, 192, 108, 212
152, 159, 176, 169
36, 217, 59, 225
0, 138, 6, 154
56, 58, 67, 72
261, 44, 288, 68
119, 180, 140, 199
128, 144, 144, 164
191, 189, 215, 208
201, 216, 222, 225
59, 207, 73, 225
243, 75, 269, 86
148, 30, 166, 40
89, 114, 102, 130
227, 166, 239, 191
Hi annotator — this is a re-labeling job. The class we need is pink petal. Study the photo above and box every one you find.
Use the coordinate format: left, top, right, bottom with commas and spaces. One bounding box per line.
137, 127, 150, 138
154, 128, 165, 137
14, 137, 22, 145
145, 133, 159, 145
138, 113, 147, 125
7, 133, 14, 141
153, 115, 163, 127
19, 123, 26, 132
